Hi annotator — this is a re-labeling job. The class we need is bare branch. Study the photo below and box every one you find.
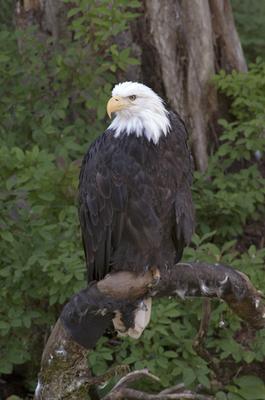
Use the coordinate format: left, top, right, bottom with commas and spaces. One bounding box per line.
102, 369, 213, 399
192, 298, 220, 375
96, 262, 265, 330
159, 384, 186, 394
111, 369, 160, 391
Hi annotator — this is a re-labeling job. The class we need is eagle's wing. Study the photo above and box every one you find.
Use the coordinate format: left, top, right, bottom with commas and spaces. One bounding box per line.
78, 133, 128, 282
169, 112, 195, 262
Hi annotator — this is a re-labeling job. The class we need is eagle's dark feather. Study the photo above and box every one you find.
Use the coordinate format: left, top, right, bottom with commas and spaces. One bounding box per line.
79, 111, 194, 283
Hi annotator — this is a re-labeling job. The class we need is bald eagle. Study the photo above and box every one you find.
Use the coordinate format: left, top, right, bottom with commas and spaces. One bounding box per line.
79, 82, 194, 337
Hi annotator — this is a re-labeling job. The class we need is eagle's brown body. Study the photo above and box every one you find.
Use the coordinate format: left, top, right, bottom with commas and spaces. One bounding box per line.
79, 111, 194, 283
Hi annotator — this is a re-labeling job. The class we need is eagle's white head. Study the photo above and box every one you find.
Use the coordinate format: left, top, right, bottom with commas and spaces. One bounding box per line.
107, 81, 171, 144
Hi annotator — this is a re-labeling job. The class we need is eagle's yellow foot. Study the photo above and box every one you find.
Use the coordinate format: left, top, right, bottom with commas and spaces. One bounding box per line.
148, 266, 161, 289
112, 299, 152, 339
112, 311, 127, 334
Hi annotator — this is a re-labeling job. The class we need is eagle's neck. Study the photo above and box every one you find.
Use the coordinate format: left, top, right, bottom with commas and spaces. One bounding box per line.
108, 108, 171, 145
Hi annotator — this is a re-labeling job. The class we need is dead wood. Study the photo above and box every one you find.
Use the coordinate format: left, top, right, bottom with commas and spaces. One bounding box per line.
34, 319, 91, 400
97, 262, 265, 330
101, 369, 214, 399
192, 298, 219, 375
35, 262, 265, 399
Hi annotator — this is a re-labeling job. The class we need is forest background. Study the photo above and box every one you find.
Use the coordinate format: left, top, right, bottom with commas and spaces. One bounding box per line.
0, 0, 265, 399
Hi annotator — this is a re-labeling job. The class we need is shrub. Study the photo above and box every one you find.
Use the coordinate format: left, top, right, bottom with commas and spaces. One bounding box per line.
194, 61, 265, 240
0, 146, 83, 374
232, 0, 265, 62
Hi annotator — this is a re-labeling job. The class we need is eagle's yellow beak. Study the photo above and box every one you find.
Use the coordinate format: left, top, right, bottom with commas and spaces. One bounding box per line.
107, 96, 128, 119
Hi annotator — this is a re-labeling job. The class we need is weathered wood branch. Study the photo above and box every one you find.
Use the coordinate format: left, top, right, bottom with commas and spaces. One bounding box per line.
35, 262, 265, 399
102, 369, 214, 400
97, 262, 265, 330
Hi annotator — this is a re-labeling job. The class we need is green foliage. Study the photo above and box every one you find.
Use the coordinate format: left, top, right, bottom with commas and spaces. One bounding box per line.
231, 0, 265, 62
217, 376, 265, 400
0, 0, 14, 28
0, 145, 85, 374
193, 61, 265, 240
0, 0, 139, 384
0, 0, 139, 157
227, 376, 265, 400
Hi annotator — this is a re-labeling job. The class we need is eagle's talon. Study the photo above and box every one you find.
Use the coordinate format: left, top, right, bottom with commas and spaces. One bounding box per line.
142, 264, 150, 274
150, 266, 161, 288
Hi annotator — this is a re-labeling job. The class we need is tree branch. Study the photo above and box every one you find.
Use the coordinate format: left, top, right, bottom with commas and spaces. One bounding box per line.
102, 369, 214, 400
104, 387, 214, 400
96, 262, 265, 330
192, 298, 220, 375
35, 262, 265, 399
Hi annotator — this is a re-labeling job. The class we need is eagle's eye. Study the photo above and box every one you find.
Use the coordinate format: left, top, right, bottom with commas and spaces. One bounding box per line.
129, 95, 136, 101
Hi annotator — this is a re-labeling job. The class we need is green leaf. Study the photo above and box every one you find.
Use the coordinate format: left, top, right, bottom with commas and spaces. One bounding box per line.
1, 231, 14, 242
197, 373, 210, 389
0, 321, 10, 330
183, 367, 196, 386
228, 394, 244, 400
0, 360, 13, 374
216, 392, 228, 400
242, 351, 255, 363
234, 375, 265, 389
67, 7, 81, 18
0, 54, 10, 63
234, 376, 265, 400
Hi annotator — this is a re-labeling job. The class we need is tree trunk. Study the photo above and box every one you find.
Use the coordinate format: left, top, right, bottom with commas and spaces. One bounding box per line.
129, 0, 247, 171
15, 0, 68, 40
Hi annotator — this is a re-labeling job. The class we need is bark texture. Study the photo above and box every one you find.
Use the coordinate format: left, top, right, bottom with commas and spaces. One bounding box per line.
130, 0, 247, 171
15, 0, 70, 44
34, 320, 91, 400
35, 262, 265, 399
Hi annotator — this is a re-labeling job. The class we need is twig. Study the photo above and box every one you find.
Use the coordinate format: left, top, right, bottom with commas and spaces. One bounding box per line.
102, 369, 214, 400
192, 298, 219, 376
111, 368, 160, 390
159, 383, 186, 394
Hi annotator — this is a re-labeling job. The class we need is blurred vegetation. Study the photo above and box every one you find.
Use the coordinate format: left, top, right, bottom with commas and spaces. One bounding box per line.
232, 0, 265, 62
0, 0, 265, 399
0, 0, 14, 29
